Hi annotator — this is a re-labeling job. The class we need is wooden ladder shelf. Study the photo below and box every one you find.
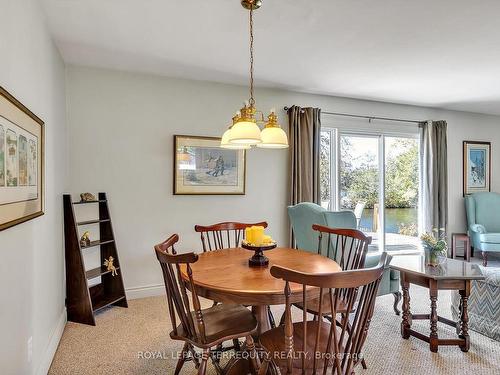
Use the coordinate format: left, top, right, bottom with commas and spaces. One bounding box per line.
63, 192, 128, 325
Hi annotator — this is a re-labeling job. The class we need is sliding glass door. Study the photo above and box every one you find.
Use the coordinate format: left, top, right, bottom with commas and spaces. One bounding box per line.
384, 136, 420, 252
321, 128, 420, 252
339, 134, 382, 249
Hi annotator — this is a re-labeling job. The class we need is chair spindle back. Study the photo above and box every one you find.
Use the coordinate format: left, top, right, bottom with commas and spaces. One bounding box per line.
154, 234, 206, 343
195, 221, 268, 251
313, 224, 372, 271
271, 253, 387, 375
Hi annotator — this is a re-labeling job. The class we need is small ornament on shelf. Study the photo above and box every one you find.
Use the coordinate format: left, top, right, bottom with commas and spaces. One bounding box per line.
80, 192, 96, 202
104, 256, 118, 276
80, 231, 91, 247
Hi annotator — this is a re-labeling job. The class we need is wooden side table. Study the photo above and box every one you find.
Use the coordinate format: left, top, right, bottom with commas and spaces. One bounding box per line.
451, 233, 471, 262
390, 255, 484, 352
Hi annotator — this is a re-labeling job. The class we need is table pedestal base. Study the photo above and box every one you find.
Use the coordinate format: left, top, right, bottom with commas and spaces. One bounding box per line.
252, 305, 272, 337
224, 343, 279, 375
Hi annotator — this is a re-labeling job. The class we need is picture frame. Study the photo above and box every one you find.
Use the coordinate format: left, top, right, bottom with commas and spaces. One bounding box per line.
173, 135, 246, 195
0, 85, 44, 231
463, 141, 491, 196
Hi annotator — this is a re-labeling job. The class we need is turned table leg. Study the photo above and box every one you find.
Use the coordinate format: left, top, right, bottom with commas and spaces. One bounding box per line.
459, 284, 471, 352
401, 275, 411, 339
456, 298, 462, 335
429, 280, 438, 352
393, 291, 402, 316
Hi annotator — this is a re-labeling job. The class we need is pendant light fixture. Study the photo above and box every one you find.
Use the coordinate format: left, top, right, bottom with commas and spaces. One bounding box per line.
221, 0, 288, 149
221, 113, 251, 149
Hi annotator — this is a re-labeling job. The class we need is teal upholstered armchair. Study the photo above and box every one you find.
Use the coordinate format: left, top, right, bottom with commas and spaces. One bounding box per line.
288, 202, 401, 314
465, 192, 500, 266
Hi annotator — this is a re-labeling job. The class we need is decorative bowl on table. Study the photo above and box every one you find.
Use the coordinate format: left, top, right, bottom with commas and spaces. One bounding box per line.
241, 240, 277, 267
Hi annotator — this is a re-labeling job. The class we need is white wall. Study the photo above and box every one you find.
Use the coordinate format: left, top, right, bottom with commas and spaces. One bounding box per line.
0, 1, 68, 374
66, 66, 500, 298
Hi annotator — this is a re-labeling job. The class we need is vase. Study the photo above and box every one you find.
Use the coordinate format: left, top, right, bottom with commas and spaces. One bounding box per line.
423, 245, 439, 267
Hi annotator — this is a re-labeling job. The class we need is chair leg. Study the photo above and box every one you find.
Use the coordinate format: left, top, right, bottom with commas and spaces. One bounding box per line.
233, 338, 241, 351
267, 306, 276, 329
209, 351, 224, 375
198, 349, 210, 375
393, 291, 402, 315
174, 342, 189, 375
361, 358, 368, 369
213, 343, 223, 363
245, 335, 261, 375
258, 351, 271, 375
279, 311, 286, 326
188, 344, 200, 369
482, 252, 488, 267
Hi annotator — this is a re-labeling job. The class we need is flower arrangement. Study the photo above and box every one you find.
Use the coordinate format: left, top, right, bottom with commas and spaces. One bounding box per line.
420, 229, 447, 266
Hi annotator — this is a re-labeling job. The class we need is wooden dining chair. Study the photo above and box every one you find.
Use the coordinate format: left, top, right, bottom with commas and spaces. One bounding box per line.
194, 220, 274, 358
258, 253, 387, 375
195, 221, 268, 252
154, 234, 259, 375
194, 221, 276, 331
313, 225, 372, 270
281, 225, 372, 321
278, 225, 372, 369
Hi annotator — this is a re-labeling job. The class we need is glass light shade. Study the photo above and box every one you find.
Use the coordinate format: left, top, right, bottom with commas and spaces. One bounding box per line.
257, 126, 289, 148
228, 120, 262, 145
220, 128, 250, 149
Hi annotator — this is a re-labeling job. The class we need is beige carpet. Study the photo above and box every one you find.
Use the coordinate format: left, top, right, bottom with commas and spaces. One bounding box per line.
49, 287, 499, 374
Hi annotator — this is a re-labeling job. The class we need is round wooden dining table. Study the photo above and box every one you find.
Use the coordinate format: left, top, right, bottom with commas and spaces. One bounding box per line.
180, 247, 341, 336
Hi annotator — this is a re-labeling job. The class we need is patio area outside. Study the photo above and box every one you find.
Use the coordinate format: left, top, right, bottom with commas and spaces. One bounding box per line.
359, 207, 422, 254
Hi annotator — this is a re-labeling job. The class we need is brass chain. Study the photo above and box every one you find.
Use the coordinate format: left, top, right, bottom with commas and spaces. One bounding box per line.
249, 7, 255, 106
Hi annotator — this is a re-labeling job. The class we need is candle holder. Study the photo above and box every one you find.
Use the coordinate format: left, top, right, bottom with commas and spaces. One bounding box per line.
241, 240, 277, 267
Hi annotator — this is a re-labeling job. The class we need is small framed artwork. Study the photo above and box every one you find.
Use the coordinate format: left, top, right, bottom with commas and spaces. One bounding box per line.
0, 86, 44, 231
173, 135, 246, 195
463, 141, 491, 196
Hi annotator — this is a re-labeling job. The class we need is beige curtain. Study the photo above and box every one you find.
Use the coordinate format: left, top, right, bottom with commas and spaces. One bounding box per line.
420, 120, 448, 235
288, 106, 322, 205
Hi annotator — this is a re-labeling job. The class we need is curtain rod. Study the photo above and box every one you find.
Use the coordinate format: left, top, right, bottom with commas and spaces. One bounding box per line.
283, 106, 423, 125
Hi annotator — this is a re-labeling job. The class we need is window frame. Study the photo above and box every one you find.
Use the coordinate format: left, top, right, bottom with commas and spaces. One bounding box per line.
321, 124, 420, 252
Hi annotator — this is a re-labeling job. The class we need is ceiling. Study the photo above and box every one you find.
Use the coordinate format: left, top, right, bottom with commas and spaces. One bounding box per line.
41, 0, 500, 115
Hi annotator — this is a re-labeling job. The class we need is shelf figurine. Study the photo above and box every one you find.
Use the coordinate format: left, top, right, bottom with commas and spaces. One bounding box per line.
80, 192, 96, 202
80, 231, 91, 247
104, 256, 118, 276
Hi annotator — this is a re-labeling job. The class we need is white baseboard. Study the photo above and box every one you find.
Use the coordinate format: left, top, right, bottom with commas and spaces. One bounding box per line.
126, 284, 165, 300
37, 308, 66, 375
34, 286, 165, 374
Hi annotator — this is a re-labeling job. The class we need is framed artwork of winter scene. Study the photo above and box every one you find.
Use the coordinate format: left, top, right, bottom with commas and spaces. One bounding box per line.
173, 135, 246, 195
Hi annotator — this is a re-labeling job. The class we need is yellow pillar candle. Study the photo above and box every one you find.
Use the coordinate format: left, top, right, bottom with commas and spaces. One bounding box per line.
252, 225, 265, 246
245, 227, 253, 244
